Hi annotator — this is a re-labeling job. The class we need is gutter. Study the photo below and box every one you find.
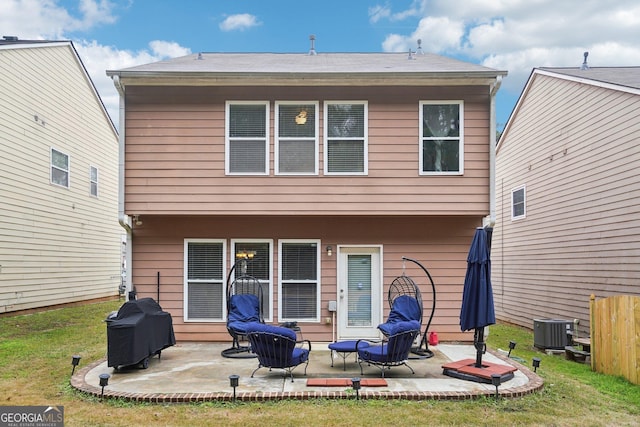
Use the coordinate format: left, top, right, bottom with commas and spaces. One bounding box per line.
113, 75, 133, 297
485, 75, 503, 228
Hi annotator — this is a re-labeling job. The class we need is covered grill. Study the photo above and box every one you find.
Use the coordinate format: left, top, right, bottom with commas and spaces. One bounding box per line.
106, 298, 176, 369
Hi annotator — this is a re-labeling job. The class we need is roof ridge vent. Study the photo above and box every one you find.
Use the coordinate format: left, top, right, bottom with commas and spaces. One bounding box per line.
308, 34, 317, 56
581, 51, 589, 70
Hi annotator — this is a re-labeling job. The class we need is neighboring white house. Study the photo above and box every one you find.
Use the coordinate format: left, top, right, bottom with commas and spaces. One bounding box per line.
0, 38, 121, 314
493, 65, 640, 336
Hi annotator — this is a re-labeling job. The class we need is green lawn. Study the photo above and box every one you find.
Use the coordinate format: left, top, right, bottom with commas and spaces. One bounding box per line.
1, 300, 639, 426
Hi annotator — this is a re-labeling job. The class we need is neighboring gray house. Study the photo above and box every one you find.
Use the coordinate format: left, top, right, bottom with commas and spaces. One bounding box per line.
0, 38, 122, 314
493, 65, 640, 336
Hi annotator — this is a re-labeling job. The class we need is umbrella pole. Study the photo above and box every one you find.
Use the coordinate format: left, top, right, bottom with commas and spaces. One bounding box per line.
474, 327, 486, 368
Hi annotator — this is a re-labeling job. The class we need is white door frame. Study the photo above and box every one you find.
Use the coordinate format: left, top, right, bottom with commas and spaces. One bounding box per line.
336, 245, 383, 340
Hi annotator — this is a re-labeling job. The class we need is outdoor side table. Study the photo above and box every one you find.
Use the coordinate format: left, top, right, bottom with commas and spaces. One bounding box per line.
328, 340, 369, 371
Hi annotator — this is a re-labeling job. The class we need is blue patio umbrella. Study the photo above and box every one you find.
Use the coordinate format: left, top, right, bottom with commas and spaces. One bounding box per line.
460, 227, 495, 367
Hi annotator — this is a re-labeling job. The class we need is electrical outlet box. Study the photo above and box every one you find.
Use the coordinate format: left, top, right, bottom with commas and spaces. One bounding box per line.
328, 300, 337, 312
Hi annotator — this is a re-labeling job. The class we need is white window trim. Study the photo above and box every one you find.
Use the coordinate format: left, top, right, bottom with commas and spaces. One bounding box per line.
183, 238, 227, 323
278, 239, 321, 323
275, 101, 319, 175
231, 239, 274, 322
89, 165, 98, 197
419, 100, 464, 176
50, 147, 70, 188
323, 100, 368, 175
225, 101, 270, 175
511, 185, 526, 220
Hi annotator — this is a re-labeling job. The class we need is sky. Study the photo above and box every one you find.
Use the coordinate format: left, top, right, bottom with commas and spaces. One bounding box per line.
2, 0, 640, 131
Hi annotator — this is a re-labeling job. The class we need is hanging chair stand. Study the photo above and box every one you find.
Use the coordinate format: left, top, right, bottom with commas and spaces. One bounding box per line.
400, 256, 437, 358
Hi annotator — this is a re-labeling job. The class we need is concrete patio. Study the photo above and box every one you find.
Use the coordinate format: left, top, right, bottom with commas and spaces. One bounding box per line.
71, 342, 543, 402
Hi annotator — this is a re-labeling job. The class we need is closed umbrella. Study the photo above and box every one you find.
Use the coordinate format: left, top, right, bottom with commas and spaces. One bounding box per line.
460, 227, 495, 367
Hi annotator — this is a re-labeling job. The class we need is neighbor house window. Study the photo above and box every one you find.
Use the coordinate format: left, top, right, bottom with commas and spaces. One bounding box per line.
51, 148, 69, 188
276, 102, 318, 174
420, 101, 463, 174
232, 240, 273, 321
184, 240, 225, 321
89, 166, 98, 197
279, 240, 320, 321
324, 101, 367, 174
226, 102, 269, 174
511, 185, 526, 220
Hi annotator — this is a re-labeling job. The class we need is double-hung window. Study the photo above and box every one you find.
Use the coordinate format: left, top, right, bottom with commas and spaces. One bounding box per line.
276, 102, 318, 174
511, 185, 526, 220
420, 101, 464, 174
226, 102, 269, 174
89, 166, 98, 197
279, 240, 320, 321
232, 240, 273, 321
324, 101, 367, 174
184, 240, 225, 321
51, 148, 70, 188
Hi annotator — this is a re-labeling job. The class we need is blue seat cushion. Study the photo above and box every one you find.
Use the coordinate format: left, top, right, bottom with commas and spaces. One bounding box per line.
378, 318, 421, 336
228, 294, 261, 326
245, 322, 297, 341
328, 340, 369, 352
386, 295, 422, 323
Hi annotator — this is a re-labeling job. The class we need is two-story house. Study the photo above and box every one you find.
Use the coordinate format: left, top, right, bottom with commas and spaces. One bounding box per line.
0, 38, 121, 314
107, 47, 506, 343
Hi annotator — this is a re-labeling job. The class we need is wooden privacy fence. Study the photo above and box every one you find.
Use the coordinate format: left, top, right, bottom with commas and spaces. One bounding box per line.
589, 294, 640, 385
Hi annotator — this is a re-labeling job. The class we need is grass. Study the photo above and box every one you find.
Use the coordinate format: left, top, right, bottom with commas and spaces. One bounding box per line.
1, 300, 639, 426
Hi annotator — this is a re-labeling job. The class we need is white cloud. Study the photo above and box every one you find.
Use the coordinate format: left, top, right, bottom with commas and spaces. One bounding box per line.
219, 13, 261, 32
75, 40, 191, 127
376, 0, 640, 98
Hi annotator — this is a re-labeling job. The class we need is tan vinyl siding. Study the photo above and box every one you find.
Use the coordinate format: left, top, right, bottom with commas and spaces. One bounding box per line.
123, 86, 490, 216
494, 72, 640, 336
129, 215, 478, 343
0, 44, 121, 313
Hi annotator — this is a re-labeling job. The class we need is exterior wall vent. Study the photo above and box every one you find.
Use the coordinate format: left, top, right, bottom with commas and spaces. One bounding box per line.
533, 319, 574, 350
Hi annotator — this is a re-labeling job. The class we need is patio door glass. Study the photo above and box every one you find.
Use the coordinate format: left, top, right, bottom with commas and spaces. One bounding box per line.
337, 246, 381, 340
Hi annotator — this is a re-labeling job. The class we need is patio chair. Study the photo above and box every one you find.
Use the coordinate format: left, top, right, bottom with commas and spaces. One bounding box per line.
221, 273, 264, 358
357, 320, 421, 378
246, 323, 311, 382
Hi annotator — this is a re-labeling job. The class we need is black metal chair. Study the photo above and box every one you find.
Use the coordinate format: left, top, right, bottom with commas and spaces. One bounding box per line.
246, 323, 311, 382
356, 320, 421, 377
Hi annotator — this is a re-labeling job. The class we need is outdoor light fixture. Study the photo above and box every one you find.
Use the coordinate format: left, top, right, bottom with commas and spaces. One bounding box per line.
326, 246, 333, 257
71, 355, 81, 375
133, 215, 142, 226
229, 374, 239, 402
532, 357, 541, 373
491, 373, 501, 399
508, 340, 517, 358
351, 377, 361, 400
99, 373, 110, 398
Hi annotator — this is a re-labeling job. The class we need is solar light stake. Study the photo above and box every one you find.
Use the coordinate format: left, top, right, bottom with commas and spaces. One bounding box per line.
491, 374, 501, 399
532, 357, 541, 373
99, 373, 110, 398
508, 341, 516, 358
71, 355, 81, 375
351, 377, 361, 400
229, 374, 239, 402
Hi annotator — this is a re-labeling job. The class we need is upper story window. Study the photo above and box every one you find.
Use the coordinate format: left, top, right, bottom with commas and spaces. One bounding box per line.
419, 101, 463, 175
226, 102, 269, 175
89, 166, 98, 197
276, 102, 318, 175
324, 101, 367, 175
511, 185, 526, 220
51, 148, 70, 188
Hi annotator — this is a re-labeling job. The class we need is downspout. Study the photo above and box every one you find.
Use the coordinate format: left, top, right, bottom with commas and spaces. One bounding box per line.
113, 75, 133, 298
485, 75, 502, 228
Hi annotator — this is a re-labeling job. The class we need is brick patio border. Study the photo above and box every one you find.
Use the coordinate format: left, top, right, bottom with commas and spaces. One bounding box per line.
70, 349, 543, 403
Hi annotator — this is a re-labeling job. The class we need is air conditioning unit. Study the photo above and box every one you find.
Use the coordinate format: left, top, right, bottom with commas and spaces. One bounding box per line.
533, 319, 573, 350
